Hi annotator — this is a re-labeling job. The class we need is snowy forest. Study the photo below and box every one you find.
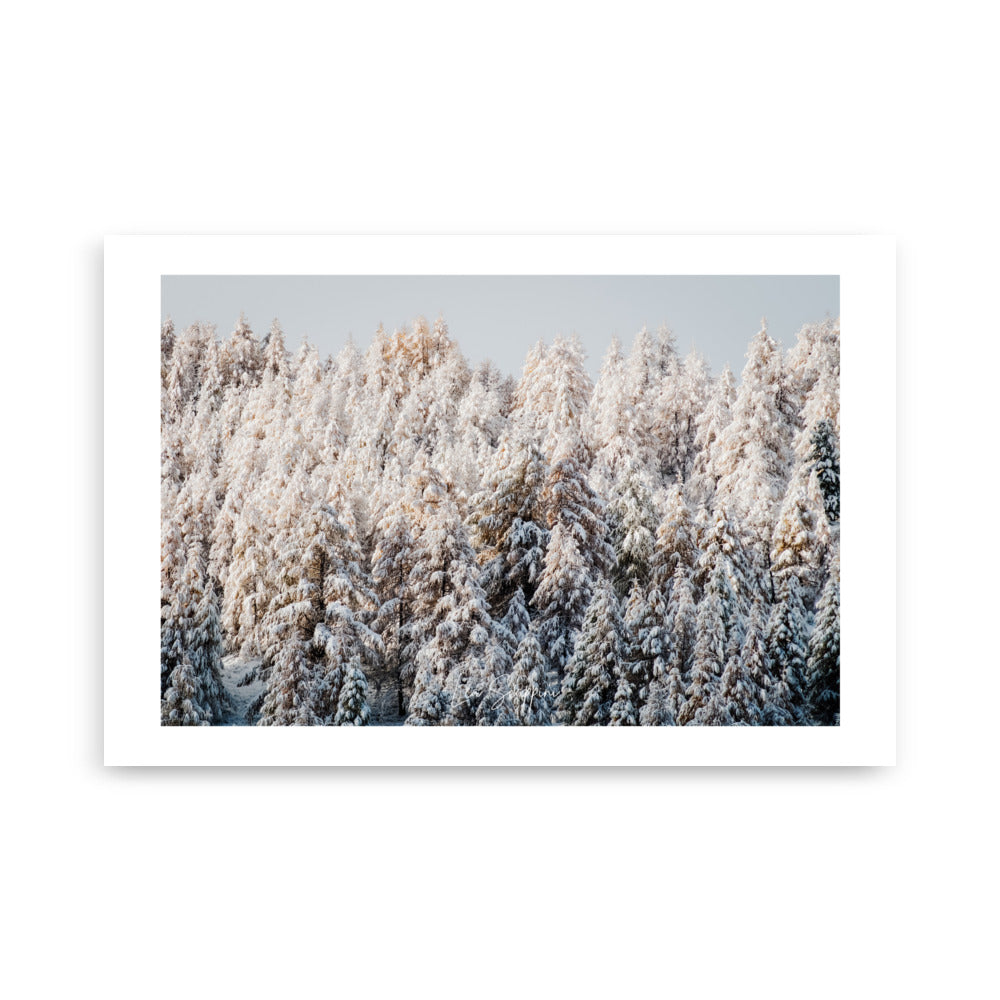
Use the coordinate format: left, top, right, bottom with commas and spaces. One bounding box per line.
161, 310, 840, 727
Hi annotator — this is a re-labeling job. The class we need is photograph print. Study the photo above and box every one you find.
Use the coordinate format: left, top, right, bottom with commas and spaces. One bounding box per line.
160, 274, 840, 728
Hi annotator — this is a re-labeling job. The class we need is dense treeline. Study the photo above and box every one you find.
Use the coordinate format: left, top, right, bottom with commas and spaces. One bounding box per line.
161, 312, 840, 726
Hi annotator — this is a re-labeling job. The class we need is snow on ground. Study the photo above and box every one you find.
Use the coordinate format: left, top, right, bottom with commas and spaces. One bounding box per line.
219, 656, 263, 726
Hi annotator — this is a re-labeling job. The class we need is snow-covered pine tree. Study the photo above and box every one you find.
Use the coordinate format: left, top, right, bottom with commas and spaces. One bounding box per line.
262, 318, 291, 381
713, 320, 798, 550
770, 482, 822, 603
764, 575, 811, 725
183, 554, 229, 723
787, 318, 840, 451
664, 565, 697, 718
624, 324, 678, 468
500, 587, 531, 653
523, 334, 593, 459
588, 336, 637, 490
160, 506, 189, 695
161, 653, 213, 726
557, 584, 625, 726
807, 572, 840, 725
541, 427, 614, 584
694, 503, 754, 619
687, 364, 736, 507
678, 566, 732, 725
605, 463, 658, 597
467, 430, 549, 615
161, 316, 175, 383
651, 482, 700, 593
405, 652, 450, 726
508, 628, 554, 726
608, 673, 638, 726
704, 597, 771, 725
638, 678, 676, 726
218, 312, 262, 390
401, 458, 499, 723
532, 521, 593, 678
333, 656, 372, 726
810, 419, 840, 526
370, 495, 416, 717
623, 582, 671, 715
652, 349, 711, 481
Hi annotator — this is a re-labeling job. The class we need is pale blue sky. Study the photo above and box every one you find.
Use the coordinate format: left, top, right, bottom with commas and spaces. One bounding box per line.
161, 275, 839, 378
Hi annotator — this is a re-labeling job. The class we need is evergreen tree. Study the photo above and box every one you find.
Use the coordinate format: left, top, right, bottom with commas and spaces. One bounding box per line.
508, 629, 553, 726
713, 321, 797, 548
500, 587, 531, 652
651, 483, 700, 591
807, 573, 840, 725
638, 678, 676, 726
161, 653, 213, 726
467, 431, 549, 614
687, 364, 736, 507
770, 481, 822, 602
705, 598, 771, 725
606, 463, 658, 597
623, 583, 671, 714
810, 419, 840, 525
334, 657, 372, 725
405, 654, 450, 726
370, 496, 416, 716
532, 521, 593, 677
589, 336, 638, 488
765, 576, 810, 724
542, 428, 614, 583
608, 674, 638, 726
664, 565, 697, 717
557, 585, 624, 726
678, 567, 731, 725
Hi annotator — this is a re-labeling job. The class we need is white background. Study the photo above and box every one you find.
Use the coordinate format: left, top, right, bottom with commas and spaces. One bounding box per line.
3, 2, 994, 998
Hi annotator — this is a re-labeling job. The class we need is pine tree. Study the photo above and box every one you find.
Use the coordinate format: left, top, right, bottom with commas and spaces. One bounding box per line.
608, 674, 638, 726
500, 587, 531, 653
714, 321, 797, 548
542, 428, 613, 583
606, 463, 658, 597
687, 364, 736, 507
467, 431, 549, 614
161, 653, 213, 726
651, 483, 700, 591
765, 576, 810, 724
810, 419, 840, 525
508, 629, 553, 725
557, 585, 624, 726
807, 573, 840, 725
664, 565, 697, 720
638, 678, 676, 726
184, 559, 229, 723
705, 598, 771, 725
770, 482, 822, 602
161, 544, 227, 723
532, 521, 593, 678
589, 336, 637, 488
694, 503, 754, 618
405, 654, 450, 726
334, 657, 372, 725
623, 583, 671, 714
678, 567, 731, 725
219, 312, 262, 390
370, 495, 416, 716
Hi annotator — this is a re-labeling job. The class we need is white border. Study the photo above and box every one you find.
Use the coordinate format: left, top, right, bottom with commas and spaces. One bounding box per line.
104, 235, 895, 766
